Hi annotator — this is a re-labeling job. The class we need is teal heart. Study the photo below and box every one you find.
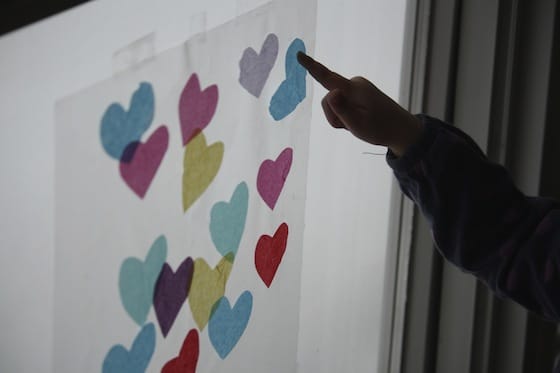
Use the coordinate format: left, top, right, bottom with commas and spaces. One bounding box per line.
208, 291, 253, 359
119, 236, 167, 326
209, 182, 249, 257
100, 82, 155, 160
102, 323, 156, 373
269, 38, 307, 120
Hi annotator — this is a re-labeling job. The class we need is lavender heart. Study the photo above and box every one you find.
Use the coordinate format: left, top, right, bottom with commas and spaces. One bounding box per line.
239, 33, 279, 97
153, 257, 194, 337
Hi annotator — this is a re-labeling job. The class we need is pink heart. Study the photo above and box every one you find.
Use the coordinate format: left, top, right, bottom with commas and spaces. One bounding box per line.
119, 126, 169, 198
179, 73, 219, 146
257, 147, 293, 210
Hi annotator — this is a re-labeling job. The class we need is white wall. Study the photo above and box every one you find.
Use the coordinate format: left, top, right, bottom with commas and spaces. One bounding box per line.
0, 0, 407, 371
298, 1, 407, 372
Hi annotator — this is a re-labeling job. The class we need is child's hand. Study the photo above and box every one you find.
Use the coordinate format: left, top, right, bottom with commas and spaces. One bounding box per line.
297, 52, 423, 157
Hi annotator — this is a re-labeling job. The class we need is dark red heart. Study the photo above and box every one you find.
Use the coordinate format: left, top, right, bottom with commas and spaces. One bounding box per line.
161, 329, 199, 373
255, 223, 289, 287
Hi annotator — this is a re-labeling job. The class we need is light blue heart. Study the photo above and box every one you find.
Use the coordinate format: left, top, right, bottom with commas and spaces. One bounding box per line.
269, 38, 307, 121
102, 323, 155, 373
208, 291, 253, 359
100, 82, 154, 160
209, 182, 249, 257
119, 235, 167, 326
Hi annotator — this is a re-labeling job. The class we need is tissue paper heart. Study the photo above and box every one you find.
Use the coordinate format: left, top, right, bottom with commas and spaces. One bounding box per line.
208, 291, 253, 359
102, 323, 155, 373
210, 182, 249, 257
182, 132, 224, 212
162, 329, 199, 373
101, 82, 154, 159
269, 38, 307, 120
119, 235, 167, 326
179, 73, 219, 145
255, 223, 289, 287
119, 126, 169, 199
239, 33, 279, 97
257, 147, 293, 209
188, 255, 234, 330
153, 257, 194, 337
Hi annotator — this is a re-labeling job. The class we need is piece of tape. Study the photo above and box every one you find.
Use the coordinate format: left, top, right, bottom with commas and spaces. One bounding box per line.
235, 0, 272, 16
188, 12, 207, 41
112, 33, 156, 75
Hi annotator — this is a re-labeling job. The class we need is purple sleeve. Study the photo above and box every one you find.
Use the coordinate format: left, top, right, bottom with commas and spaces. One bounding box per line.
387, 114, 560, 321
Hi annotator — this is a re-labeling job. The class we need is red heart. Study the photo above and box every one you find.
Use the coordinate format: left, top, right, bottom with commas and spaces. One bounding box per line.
255, 223, 289, 287
162, 329, 199, 373
119, 125, 169, 199
179, 73, 219, 146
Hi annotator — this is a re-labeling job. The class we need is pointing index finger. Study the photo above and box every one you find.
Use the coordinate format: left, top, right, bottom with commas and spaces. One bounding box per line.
297, 52, 349, 91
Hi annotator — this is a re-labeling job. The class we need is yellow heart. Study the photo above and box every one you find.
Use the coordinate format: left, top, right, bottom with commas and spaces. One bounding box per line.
183, 132, 224, 212
188, 254, 234, 330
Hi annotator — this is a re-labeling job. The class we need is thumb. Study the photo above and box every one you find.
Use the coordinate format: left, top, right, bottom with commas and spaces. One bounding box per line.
327, 89, 362, 130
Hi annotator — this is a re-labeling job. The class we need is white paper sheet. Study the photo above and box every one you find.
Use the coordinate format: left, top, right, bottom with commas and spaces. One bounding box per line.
54, 2, 316, 371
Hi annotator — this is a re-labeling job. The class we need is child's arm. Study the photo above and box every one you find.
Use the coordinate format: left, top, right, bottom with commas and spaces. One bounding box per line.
388, 115, 560, 321
298, 53, 560, 321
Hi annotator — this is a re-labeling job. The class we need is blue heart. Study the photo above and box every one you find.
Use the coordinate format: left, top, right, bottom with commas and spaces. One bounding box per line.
102, 323, 155, 373
100, 82, 154, 160
269, 38, 307, 121
209, 182, 249, 257
119, 235, 167, 326
208, 291, 253, 359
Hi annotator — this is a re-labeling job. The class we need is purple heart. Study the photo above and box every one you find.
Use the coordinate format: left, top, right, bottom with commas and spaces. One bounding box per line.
239, 33, 279, 98
153, 257, 194, 337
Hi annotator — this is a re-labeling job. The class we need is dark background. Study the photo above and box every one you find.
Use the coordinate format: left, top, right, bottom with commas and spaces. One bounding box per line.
2, 0, 90, 35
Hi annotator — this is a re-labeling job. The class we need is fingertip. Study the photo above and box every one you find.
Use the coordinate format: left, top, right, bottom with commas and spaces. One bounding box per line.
297, 51, 311, 67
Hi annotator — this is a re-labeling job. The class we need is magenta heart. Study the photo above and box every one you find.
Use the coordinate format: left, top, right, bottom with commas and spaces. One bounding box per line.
257, 147, 293, 210
153, 257, 194, 337
119, 126, 169, 199
179, 73, 219, 146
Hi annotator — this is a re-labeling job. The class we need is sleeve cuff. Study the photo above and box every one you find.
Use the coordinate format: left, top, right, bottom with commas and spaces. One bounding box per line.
386, 114, 440, 172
